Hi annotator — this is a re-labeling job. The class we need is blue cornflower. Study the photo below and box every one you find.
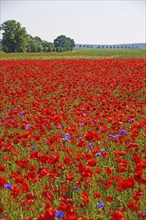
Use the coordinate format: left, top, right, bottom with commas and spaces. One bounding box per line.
78, 136, 83, 140
20, 111, 25, 117
4, 184, 13, 189
44, 142, 47, 145
109, 134, 113, 137
55, 211, 64, 218
97, 202, 105, 208
62, 134, 71, 142
66, 133, 71, 138
119, 130, 127, 135
89, 142, 94, 147
31, 146, 36, 150
79, 123, 84, 126
144, 210, 146, 213
113, 134, 121, 139
95, 152, 101, 156
73, 186, 79, 190
128, 119, 133, 123
100, 148, 105, 152
62, 137, 69, 141
57, 125, 62, 129
26, 124, 31, 130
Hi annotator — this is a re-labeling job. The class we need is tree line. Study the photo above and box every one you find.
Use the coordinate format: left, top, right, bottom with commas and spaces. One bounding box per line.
0, 20, 75, 53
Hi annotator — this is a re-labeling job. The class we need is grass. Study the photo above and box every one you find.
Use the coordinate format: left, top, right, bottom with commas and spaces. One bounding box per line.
0, 49, 146, 60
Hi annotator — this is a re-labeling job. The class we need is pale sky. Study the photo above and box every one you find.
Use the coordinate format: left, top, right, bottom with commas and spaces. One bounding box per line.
0, 0, 145, 44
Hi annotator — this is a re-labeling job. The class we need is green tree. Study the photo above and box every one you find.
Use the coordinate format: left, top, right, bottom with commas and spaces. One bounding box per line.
34, 36, 42, 43
26, 35, 44, 52
0, 40, 3, 52
42, 40, 49, 52
0, 20, 28, 53
41, 41, 55, 52
54, 35, 75, 52
47, 42, 56, 52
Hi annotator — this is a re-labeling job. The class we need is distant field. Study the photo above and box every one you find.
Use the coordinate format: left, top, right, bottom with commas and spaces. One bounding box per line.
0, 49, 146, 59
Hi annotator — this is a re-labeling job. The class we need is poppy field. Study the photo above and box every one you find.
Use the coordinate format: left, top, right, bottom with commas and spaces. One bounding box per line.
0, 58, 146, 220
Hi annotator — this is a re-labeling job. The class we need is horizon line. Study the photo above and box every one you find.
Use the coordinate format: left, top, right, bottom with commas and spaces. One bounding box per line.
75, 42, 146, 45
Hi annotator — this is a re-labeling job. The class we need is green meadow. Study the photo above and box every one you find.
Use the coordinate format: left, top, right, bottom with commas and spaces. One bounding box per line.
0, 49, 146, 60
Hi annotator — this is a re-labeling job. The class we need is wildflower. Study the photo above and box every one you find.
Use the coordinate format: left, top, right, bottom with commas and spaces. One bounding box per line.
109, 134, 121, 139
31, 146, 36, 150
26, 124, 31, 130
82, 113, 86, 116
66, 133, 71, 138
82, 166, 93, 178
62, 133, 71, 141
89, 142, 94, 147
111, 210, 125, 220
73, 186, 79, 190
86, 131, 100, 141
119, 130, 127, 135
105, 168, 112, 175
79, 123, 84, 126
97, 202, 105, 208
57, 125, 62, 129
109, 134, 113, 137
106, 196, 113, 202
113, 134, 121, 139
95, 152, 101, 156
20, 111, 25, 117
127, 201, 139, 211
4, 184, 13, 189
62, 137, 69, 141
128, 119, 133, 123
99, 127, 103, 131
55, 211, 64, 218
100, 148, 105, 152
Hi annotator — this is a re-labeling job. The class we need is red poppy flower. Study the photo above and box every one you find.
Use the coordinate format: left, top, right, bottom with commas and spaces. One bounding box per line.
82, 166, 93, 178
127, 201, 139, 211
111, 210, 126, 220
106, 196, 113, 202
